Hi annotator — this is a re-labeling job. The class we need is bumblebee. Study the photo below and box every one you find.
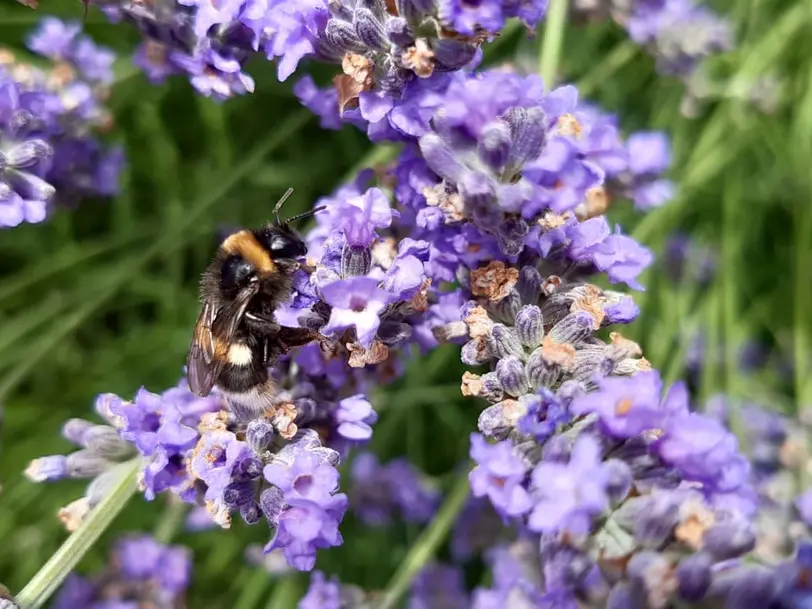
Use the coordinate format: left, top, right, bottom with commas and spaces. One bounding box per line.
187, 189, 324, 420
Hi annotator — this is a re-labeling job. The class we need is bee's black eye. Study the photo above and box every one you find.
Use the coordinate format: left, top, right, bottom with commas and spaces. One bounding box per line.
221, 255, 255, 291
267, 233, 306, 259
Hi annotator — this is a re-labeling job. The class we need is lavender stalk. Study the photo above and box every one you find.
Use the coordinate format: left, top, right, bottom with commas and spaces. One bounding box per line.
14, 459, 140, 609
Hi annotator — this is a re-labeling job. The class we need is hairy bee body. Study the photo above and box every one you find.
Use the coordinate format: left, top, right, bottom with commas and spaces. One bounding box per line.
187, 200, 324, 420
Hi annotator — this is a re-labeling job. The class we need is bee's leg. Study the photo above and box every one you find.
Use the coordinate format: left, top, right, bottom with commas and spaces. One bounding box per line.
277, 326, 328, 352
244, 313, 281, 336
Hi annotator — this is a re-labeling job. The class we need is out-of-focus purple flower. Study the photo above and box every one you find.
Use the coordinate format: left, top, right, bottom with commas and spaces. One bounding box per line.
437, 0, 548, 35
528, 434, 610, 533
627, 0, 733, 78
409, 563, 469, 609
469, 433, 532, 519
300, 570, 341, 609
51, 535, 191, 609
349, 452, 439, 525
0, 18, 122, 227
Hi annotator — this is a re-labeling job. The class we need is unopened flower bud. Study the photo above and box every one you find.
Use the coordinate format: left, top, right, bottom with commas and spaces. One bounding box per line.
495, 357, 530, 397
341, 244, 372, 277
66, 449, 112, 478
515, 305, 543, 347
246, 419, 274, 454
487, 324, 524, 360
83, 425, 134, 459
260, 486, 285, 525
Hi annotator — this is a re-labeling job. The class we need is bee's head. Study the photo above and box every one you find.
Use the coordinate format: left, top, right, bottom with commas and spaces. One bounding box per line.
256, 224, 307, 261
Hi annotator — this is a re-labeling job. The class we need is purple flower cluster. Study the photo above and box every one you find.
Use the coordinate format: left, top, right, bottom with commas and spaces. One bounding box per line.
51, 535, 191, 609
573, 0, 732, 81
349, 452, 440, 525
0, 18, 122, 227
86, 0, 546, 102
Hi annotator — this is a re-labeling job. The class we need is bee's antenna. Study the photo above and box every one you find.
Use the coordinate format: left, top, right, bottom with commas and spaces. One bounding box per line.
285, 205, 326, 225
273, 188, 295, 225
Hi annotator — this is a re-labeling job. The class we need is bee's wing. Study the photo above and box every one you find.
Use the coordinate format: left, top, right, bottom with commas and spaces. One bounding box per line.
187, 300, 220, 397
187, 286, 259, 397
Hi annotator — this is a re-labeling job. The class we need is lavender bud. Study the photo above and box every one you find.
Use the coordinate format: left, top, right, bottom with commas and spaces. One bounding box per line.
325, 19, 365, 54
260, 486, 285, 525
66, 449, 112, 478
487, 324, 524, 360
526, 347, 560, 389
461, 338, 492, 366
241, 502, 262, 525
557, 380, 587, 405
354, 8, 387, 50
24, 455, 68, 482
224, 481, 255, 508
604, 459, 632, 505
11, 171, 55, 202
542, 434, 572, 462
478, 120, 512, 171
676, 552, 712, 601
498, 216, 529, 241
709, 565, 782, 609
607, 583, 643, 609
311, 446, 341, 467
495, 357, 530, 397
459, 171, 497, 210
701, 522, 756, 561
432, 39, 477, 71
62, 419, 94, 445
502, 107, 547, 172
385, 17, 414, 46
515, 305, 543, 347
517, 266, 542, 305
233, 457, 263, 481
341, 244, 372, 277
477, 404, 512, 440
246, 419, 274, 454
488, 289, 520, 324
548, 312, 595, 344
479, 372, 504, 403
85, 466, 122, 507
83, 425, 133, 459
6, 139, 52, 169
496, 232, 524, 257
627, 552, 675, 607
573, 349, 610, 383
94, 393, 122, 425
625, 496, 678, 547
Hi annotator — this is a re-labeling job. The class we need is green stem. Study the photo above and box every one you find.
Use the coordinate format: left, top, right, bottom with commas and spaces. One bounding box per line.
539, 0, 569, 88
15, 460, 141, 609
376, 473, 470, 609
233, 568, 272, 609
264, 576, 301, 609
152, 498, 188, 544
577, 42, 637, 97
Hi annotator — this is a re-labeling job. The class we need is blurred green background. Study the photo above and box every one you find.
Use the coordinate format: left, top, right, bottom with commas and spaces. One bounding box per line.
0, 1, 810, 607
